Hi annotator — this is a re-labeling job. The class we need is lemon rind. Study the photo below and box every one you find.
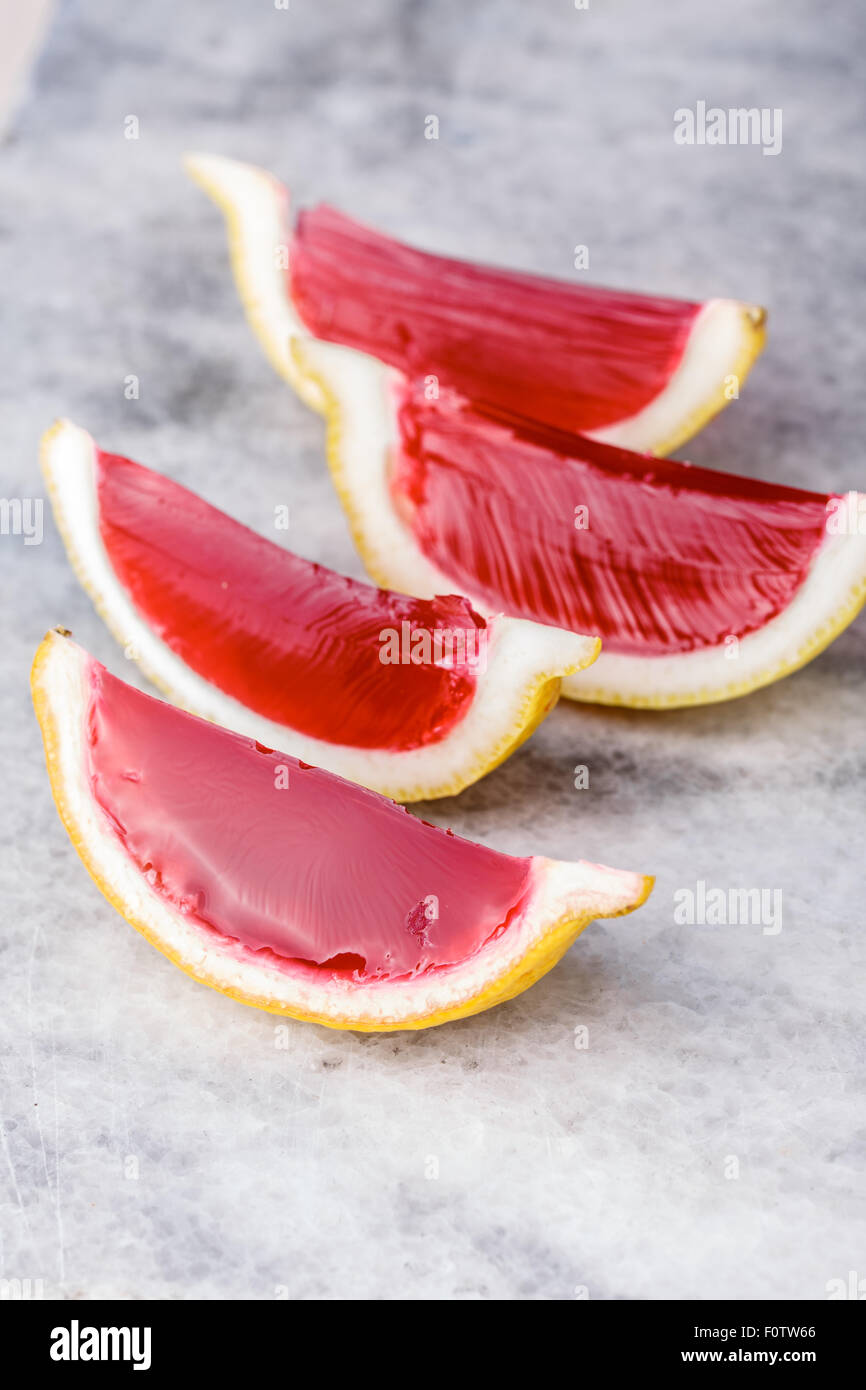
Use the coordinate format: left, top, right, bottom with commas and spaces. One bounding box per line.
32, 629, 652, 1033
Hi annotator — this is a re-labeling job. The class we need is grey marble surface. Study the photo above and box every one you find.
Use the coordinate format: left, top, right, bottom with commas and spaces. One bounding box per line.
1, 0, 864, 1301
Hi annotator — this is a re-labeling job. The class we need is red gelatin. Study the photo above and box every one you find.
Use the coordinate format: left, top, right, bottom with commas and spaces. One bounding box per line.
289, 204, 701, 434
95, 450, 484, 751
86, 663, 533, 979
391, 392, 833, 656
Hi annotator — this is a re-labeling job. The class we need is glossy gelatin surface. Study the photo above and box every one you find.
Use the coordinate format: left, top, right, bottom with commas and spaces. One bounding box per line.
96, 450, 483, 750
390, 393, 833, 656
85, 663, 533, 980
289, 204, 702, 434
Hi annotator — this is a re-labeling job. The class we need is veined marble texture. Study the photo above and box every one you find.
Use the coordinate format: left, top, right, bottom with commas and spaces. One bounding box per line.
0, 0, 864, 1301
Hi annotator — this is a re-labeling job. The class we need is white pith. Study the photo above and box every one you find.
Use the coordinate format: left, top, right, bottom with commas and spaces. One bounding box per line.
35, 632, 648, 1028
567, 521, 866, 704
43, 421, 597, 801
183, 152, 762, 455
290, 338, 866, 708
186, 153, 866, 706
588, 299, 761, 453
184, 153, 324, 411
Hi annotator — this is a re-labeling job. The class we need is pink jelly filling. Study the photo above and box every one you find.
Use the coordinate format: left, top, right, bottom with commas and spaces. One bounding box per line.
95, 449, 483, 751
289, 204, 702, 434
390, 392, 833, 656
85, 662, 533, 980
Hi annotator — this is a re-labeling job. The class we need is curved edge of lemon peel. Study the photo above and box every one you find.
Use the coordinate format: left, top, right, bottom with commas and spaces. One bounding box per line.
565, 493, 866, 707
287, 341, 608, 757
564, 566, 866, 708
650, 303, 767, 458
292, 338, 866, 713
31, 629, 652, 1032
182, 152, 325, 413
290, 339, 406, 593
41, 421, 597, 803
39, 419, 208, 717
590, 301, 768, 458
187, 150, 766, 460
